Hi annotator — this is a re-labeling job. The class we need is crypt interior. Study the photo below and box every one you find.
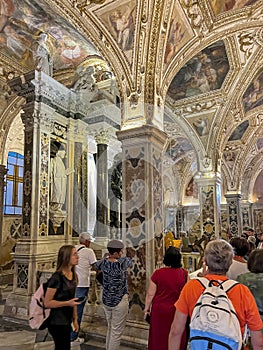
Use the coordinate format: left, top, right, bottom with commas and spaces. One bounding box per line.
0, 0, 263, 347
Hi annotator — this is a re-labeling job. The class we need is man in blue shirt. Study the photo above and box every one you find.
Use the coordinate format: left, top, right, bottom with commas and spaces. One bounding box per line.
95, 239, 132, 350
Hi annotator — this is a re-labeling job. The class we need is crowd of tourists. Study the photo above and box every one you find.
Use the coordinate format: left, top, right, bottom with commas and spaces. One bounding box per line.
39, 228, 263, 350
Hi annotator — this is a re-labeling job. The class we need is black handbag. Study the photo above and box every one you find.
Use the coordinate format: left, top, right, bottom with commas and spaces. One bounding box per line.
96, 270, 103, 285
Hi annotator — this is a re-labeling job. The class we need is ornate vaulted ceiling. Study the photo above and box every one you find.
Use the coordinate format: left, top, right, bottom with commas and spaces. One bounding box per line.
0, 0, 263, 204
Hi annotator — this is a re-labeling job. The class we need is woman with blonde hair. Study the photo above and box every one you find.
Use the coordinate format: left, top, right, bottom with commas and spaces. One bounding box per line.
44, 245, 80, 350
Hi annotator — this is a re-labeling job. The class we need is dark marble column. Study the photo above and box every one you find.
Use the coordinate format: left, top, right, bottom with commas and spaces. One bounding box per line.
94, 131, 109, 243
225, 193, 242, 236
176, 205, 184, 236
0, 164, 7, 243
195, 173, 222, 238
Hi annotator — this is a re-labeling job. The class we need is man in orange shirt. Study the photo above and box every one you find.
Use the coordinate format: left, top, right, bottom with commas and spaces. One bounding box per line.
168, 239, 263, 350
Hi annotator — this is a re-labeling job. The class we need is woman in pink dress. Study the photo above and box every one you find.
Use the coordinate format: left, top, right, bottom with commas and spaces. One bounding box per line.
144, 247, 188, 350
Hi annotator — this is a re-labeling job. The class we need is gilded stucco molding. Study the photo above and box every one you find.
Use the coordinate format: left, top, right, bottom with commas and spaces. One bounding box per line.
0, 53, 27, 76
180, 0, 207, 31
144, 0, 163, 114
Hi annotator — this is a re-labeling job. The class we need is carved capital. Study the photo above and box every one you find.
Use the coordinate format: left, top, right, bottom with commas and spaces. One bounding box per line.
94, 129, 110, 145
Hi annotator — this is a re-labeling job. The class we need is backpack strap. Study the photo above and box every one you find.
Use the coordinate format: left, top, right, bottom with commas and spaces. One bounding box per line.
195, 277, 239, 293
195, 277, 210, 289
220, 279, 240, 293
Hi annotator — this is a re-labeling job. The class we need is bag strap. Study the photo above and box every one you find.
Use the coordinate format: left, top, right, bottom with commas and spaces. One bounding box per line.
77, 246, 85, 252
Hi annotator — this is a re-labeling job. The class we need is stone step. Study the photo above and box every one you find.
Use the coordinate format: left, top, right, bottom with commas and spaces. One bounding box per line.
34, 340, 81, 350
0, 330, 36, 350
82, 339, 145, 350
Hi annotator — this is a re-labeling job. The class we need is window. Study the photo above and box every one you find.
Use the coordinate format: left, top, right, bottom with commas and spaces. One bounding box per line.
4, 152, 24, 215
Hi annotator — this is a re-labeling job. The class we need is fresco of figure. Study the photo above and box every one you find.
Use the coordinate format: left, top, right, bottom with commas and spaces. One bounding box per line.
0, 0, 14, 32
108, 6, 135, 51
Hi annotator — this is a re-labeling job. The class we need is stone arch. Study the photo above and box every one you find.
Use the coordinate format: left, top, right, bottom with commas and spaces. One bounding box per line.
0, 96, 25, 164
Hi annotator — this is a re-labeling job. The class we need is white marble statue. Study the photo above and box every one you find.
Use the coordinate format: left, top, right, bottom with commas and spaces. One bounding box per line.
50, 145, 74, 213
35, 33, 53, 76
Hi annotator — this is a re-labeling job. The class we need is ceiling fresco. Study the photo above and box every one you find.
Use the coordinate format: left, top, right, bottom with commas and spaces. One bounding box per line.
166, 137, 194, 163
164, 2, 191, 66
228, 120, 249, 141
0, 0, 98, 69
185, 177, 198, 199
242, 70, 263, 113
95, 0, 136, 61
209, 0, 259, 15
167, 40, 230, 102
256, 138, 263, 151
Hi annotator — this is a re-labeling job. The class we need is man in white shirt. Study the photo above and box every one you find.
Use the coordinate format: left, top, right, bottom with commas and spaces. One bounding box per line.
71, 232, 97, 343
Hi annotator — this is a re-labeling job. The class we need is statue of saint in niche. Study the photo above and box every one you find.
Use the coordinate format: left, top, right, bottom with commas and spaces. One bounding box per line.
108, 153, 122, 232
49, 141, 74, 214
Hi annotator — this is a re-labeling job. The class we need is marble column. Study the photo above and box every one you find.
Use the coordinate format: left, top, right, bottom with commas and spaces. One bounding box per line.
225, 193, 242, 236
195, 172, 222, 238
94, 130, 109, 245
117, 125, 167, 323
0, 164, 7, 243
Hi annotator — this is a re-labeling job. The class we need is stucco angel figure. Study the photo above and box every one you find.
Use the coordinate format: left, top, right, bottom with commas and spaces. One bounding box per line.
108, 6, 135, 51
35, 33, 53, 76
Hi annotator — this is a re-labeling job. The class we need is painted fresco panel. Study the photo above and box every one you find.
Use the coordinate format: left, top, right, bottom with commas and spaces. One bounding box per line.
210, 0, 258, 15
228, 120, 249, 141
0, 0, 97, 69
164, 2, 191, 66
243, 71, 263, 112
167, 41, 230, 101
97, 0, 136, 53
166, 137, 193, 162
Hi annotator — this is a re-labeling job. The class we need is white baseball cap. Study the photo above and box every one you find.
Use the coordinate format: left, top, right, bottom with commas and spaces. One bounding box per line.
79, 232, 95, 242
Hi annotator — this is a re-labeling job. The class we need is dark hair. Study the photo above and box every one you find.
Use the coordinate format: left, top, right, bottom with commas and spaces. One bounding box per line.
108, 247, 122, 255
247, 249, 263, 273
163, 246, 182, 268
56, 245, 77, 281
229, 237, 249, 257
